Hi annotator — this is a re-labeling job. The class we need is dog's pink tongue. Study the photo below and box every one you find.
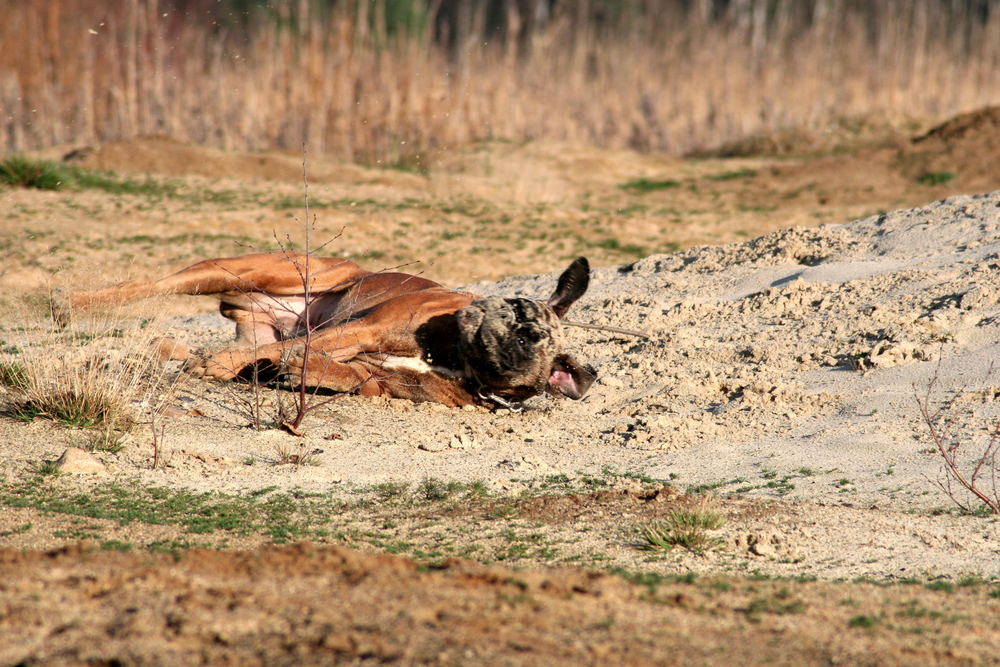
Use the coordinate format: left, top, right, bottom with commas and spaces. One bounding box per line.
548, 368, 578, 398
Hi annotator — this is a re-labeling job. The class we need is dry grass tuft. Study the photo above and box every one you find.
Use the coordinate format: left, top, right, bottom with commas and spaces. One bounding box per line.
0, 297, 177, 451
273, 443, 321, 467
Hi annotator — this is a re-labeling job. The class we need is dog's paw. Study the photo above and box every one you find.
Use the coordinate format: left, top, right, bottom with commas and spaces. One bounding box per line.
152, 337, 194, 362
182, 353, 241, 381
281, 347, 346, 389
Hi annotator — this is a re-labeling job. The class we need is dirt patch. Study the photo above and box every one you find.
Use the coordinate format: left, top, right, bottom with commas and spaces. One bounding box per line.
10, 107, 1000, 291
897, 106, 1000, 190
2, 543, 997, 666
691, 113, 920, 158
62, 135, 424, 189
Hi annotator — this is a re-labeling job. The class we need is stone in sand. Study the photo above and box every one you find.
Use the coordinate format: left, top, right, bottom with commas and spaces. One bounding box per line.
54, 447, 107, 474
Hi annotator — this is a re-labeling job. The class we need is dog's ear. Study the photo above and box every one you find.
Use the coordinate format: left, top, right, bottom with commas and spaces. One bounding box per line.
547, 354, 597, 399
547, 257, 589, 318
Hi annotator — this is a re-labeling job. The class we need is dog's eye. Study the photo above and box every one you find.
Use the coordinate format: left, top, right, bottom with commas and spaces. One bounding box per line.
516, 336, 526, 346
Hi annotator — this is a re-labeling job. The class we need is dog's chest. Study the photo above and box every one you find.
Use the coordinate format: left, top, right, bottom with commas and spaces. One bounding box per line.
374, 354, 464, 378
414, 315, 466, 371
370, 318, 467, 379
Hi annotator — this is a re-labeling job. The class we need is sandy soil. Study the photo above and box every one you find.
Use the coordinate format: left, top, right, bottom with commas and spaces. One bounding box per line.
1, 111, 1000, 663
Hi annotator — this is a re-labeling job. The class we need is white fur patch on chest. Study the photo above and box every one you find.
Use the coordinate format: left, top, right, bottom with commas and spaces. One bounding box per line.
376, 354, 464, 378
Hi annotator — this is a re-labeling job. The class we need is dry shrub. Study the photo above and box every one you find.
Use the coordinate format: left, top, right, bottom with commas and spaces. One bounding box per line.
2, 1, 999, 161
0, 297, 177, 451
915, 375, 1000, 516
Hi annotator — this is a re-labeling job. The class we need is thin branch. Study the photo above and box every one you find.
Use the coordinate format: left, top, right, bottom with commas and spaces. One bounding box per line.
913, 379, 1000, 515
563, 319, 649, 339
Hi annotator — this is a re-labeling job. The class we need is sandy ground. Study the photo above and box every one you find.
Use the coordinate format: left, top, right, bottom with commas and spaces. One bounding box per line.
4, 189, 998, 579
1, 113, 1000, 662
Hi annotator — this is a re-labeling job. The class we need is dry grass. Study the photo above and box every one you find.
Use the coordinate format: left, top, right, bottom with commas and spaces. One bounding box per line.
0, 297, 175, 451
2, 1, 999, 162
273, 443, 321, 467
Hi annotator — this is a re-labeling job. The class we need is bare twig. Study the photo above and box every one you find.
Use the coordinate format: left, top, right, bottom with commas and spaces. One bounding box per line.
913, 367, 1000, 515
563, 319, 648, 339
284, 143, 315, 434
150, 418, 166, 469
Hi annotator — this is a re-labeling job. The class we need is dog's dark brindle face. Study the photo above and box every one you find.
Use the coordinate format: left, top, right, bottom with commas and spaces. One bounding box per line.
455, 258, 596, 403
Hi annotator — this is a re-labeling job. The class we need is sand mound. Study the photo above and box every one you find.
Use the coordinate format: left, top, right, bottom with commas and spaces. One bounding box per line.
464, 191, 1000, 476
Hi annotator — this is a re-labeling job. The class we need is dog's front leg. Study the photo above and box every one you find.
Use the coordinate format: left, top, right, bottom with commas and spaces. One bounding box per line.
182, 341, 291, 381
283, 351, 383, 396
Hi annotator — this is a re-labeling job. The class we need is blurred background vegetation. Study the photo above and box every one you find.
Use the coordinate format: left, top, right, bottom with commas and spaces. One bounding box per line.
2, 0, 999, 165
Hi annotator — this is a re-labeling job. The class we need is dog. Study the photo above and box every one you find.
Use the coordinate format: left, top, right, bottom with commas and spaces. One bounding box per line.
59, 252, 597, 408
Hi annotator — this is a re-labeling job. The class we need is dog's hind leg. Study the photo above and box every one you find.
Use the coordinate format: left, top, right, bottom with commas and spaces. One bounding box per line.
61, 253, 368, 318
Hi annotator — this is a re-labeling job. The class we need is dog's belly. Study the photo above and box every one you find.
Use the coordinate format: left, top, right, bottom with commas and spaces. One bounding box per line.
220, 292, 305, 329
220, 292, 351, 337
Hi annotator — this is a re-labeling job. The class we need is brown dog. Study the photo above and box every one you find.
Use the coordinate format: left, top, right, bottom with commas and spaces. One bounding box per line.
60, 253, 596, 408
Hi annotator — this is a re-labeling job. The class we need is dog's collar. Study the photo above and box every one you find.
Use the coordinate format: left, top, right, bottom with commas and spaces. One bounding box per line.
477, 391, 524, 412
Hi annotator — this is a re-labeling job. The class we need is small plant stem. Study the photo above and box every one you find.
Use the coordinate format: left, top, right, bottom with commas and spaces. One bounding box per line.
150, 419, 165, 469
285, 143, 312, 435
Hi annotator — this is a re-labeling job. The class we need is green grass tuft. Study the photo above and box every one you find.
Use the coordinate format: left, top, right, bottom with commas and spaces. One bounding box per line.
33, 461, 61, 476
708, 168, 758, 181
9, 389, 134, 431
0, 157, 67, 189
916, 171, 956, 186
636, 505, 725, 553
848, 614, 880, 628
0, 156, 178, 197
0, 361, 30, 391
619, 178, 681, 193
924, 580, 955, 594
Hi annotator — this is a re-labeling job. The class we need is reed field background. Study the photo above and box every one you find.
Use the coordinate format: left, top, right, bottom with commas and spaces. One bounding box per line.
2, 0, 1000, 165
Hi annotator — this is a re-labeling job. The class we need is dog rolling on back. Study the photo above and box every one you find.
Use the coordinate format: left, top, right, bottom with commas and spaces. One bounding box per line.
61, 253, 596, 408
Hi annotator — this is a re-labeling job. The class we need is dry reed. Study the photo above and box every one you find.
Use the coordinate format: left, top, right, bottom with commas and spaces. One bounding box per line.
1, 0, 999, 162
